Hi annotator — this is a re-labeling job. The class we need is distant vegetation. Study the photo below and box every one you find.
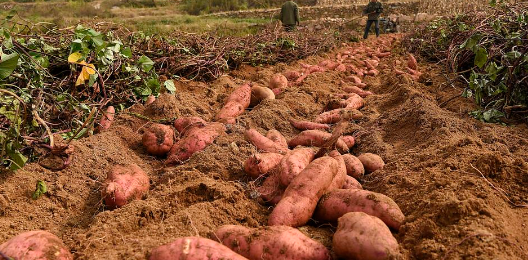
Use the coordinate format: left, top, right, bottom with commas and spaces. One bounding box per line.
181, 0, 317, 15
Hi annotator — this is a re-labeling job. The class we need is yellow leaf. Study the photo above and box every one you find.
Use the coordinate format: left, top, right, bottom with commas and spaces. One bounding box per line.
75, 72, 86, 86
68, 52, 83, 63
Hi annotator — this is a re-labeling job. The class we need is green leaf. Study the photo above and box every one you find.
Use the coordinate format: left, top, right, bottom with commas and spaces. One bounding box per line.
0, 52, 20, 80
485, 62, 501, 81
6, 147, 27, 171
146, 78, 161, 94
137, 55, 154, 72
460, 34, 481, 50
121, 47, 132, 58
164, 80, 176, 94
474, 46, 488, 68
32, 180, 48, 200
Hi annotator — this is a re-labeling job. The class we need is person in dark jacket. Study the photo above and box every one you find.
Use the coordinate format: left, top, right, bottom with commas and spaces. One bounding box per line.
280, 1, 300, 31
362, 0, 383, 39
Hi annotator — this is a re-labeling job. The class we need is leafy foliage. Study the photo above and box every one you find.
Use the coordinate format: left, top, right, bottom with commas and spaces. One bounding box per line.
404, 1, 528, 122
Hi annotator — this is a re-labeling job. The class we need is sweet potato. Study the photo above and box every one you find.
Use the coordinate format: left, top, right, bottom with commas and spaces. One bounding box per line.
327, 151, 347, 191
173, 116, 207, 135
216, 83, 251, 122
149, 237, 247, 260
266, 130, 288, 150
0, 231, 73, 260
102, 164, 150, 209
250, 85, 275, 107
358, 153, 385, 173
348, 75, 363, 85
333, 212, 401, 260
335, 64, 347, 72
343, 84, 373, 97
341, 135, 355, 149
315, 108, 363, 124
283, 71, 301, 81
268, 156, 338, 227
269, 74, 288, 89
279, 147, 315, 186
145, 95, 156, 106
407, 53, 418, 70
213, 225, 331, 260
314, 189, 404, 230
245, 129, 288, 154
142, 124, 174, 156
290, 119, 330, 130
244, 153, 284, 178
288, 130, 349, 153
343, 175, 362, 189
367, 69, 379, 76
166, 122, 226, 164
377, 52, 391, 58
319, 60, 339, 70
98, 106, 115, 131
257, 172, 284, 205
342, 154, 365, 178
341, 94, 365, 110
271, 88, 283, 96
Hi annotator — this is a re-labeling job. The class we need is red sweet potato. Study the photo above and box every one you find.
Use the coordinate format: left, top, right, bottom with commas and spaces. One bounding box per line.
366, 69, 379, 76
173, 116, 207, 135
166, 122, 226, 164
268, 156, 338, 227
290, 119, 330, 130
257, 171, 284, 205
408, 53, 418, 70
341, 94, 365, 110
149, 237, 247, 260
335, 64, 347, 72
245, 129, 288, 154
327, 151, 347, 191
98, 106, 115, 131
213, 225, 331, 260
271, 88, 283, 96
377, 52, 391, 58
279, 147, 315, 186
216, 83, 251, 122
0, 231, 73, 260
314, 189, 404, 230
266, 130, 288, 150
315, 108, 363, 124
343, 175, 362, 189
343, 84, 373, 97
102, 164, 150, 209
283, 71, 301, 81
341, 136, 355, 149
342, 154, 365, 179
142, 123, 174, 156
333, 212, 401, 260
145, 95, 156, 106
250, 85, 275, 107
288, 130, 349, 153
358, 153, 385, 173
269, 74, 288, 89
244, 153, 284, 178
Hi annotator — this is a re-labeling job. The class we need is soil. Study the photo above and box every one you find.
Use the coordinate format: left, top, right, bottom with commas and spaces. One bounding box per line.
1, 34, 528, 260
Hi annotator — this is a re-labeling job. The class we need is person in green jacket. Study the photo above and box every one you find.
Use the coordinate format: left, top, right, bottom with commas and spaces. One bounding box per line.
280, 1, 300, 32
362, 0, 383, 39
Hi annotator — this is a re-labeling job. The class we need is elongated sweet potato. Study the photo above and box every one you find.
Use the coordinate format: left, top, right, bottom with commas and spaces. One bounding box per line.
142, 124, 174, 156
245, 129, 288, 154
315, 108, 363, 124
407, 53, 418, 70
358, 153, 385, 173
173, 116, 206, 135
102, 164, 150, 209
213, 225, 331, 260
341, 136, 355, 149
341, 94, 365, 110
268, 156, 338, 227
145, 95, 156, 106
335, 64, 347, 72
288, 130, 349, 153
327, 151, 347, 191
269, 74, 288, 89
279, 147, 315, 186
244, 153, 284, 178
0, 231, 73, 260
216, 83, 251, 122
266, 130, 288, 150
98, 106, 115, 131
149, 237, 248, 260
314, 189, 404, 230
342, 154, 365, 178
257, 171, 284, 205
333, 212, 401, 260
166, 122, 226, 165
283, 71, 301, 81
290, 119, 330, 130
343, 84, 373, 97
343, 175, 362, 189
250, 85, 275, 107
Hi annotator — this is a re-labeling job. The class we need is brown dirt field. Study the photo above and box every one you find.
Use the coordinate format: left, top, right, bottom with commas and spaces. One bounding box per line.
1, 34, 528, 259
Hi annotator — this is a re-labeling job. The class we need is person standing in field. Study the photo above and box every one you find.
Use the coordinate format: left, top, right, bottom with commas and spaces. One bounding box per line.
280, 1, 300, 32
362, 0, 383, 39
